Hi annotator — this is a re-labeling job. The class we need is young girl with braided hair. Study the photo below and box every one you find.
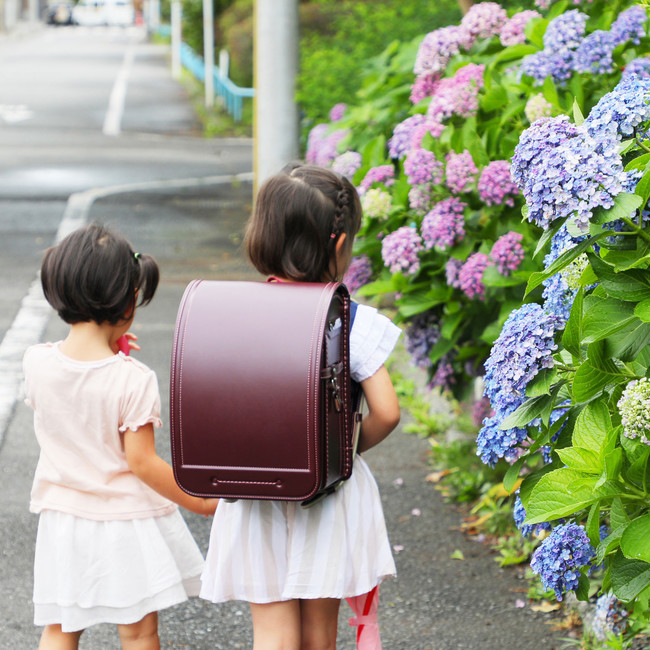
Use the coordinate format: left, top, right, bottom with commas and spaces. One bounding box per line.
24, 223, 216, 650
200, 163, 401, 649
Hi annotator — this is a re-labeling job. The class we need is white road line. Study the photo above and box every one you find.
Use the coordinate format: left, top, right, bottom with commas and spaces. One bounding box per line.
103, 44, 136, 136
0, 171, 253, 447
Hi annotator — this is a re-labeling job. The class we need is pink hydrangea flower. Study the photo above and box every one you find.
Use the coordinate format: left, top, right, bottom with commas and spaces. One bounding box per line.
461, 2, 508, 41
458, 252, 491, 300
445, 258, 463, 288
490, 231, 525, 276
305, 124, 349, 167
331, 151, 362, 180
414, 25, 474, 77
359, 165, 395, 194
478, 160, 519, 207
427, 64, 486, 128
445, 150, 478, 194
499, 10, 542, 47
411, 72, 441, 104
421, 198, 467, 250
409, 184, 433, 216
329, 103, 347, 122
381, 226, 423, 276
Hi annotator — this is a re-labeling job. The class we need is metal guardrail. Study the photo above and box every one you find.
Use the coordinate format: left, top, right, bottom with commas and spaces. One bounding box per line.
179, 42, 254, 122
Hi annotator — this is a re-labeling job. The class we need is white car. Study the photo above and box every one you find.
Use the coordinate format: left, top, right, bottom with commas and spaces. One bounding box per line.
72, 0, 135, 27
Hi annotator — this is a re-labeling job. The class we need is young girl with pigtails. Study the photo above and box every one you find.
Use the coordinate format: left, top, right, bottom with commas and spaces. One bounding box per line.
199, 163, 402, 649
24, 223, 216, 650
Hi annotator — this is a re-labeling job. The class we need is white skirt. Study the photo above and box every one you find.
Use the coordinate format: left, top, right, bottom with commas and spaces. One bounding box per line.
200, 456, 396, 604
33, 509, 205, 632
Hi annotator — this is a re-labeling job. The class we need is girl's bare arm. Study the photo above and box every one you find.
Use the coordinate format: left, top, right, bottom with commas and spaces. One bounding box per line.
124, 423, 218, 516
357, 365, 400, 453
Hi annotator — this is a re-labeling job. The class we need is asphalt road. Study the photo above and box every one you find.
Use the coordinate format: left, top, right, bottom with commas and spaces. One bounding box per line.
0, 23, 568, 649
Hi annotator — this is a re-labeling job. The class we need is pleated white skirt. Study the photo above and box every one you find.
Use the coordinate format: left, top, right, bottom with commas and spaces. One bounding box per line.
33, 509, 205, 632
200, 456, 396, 604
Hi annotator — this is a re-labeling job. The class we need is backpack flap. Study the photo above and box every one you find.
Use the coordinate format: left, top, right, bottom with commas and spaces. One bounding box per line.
170, 280, 353, 502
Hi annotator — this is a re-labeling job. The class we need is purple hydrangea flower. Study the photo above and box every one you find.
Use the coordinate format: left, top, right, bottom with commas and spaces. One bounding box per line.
427, 63, 485, 127
511, 116, 626, 232
305, 124, 349, 167
573, 30, 616, 75
610, 5, 647, 47
421, 198, 467, 250
499, 10, 542, 47
478, 160, 519, 207
329, 103, 347, 122
461, 2, 508, 41
408, 184, 433, 216
585, 73, 650, 141
358, 165, 395, 195
414, 25, 474, 76
543, 10, 588, 51
623, 57, 650, 80
534, 0, 551, 9
472, 396, 493, 428
593, 593, 629, 641
530, 523, 596, 600
404, 312, 440, 369
404, 148, 444, 187
381, 226, 423, 276
490, 231, 524, 276
388, 114, 426, 159
430, 356, 455, 391
445, 150, 477, 194
331, 151, 362, 180
458, 252, 490, 300
445, 258, 463, 288
524, 94, 553, 123
343, 255, 372, 293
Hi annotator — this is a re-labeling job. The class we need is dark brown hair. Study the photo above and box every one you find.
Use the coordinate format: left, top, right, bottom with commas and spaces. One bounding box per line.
41, 222, 159, 325
245, 163, 363, 282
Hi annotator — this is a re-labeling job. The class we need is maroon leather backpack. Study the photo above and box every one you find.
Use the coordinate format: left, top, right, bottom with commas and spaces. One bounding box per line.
169, 280, 362, 506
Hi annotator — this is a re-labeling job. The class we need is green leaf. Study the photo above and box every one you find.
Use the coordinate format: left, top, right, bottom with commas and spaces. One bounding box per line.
635, 163, 650, 209
573, 400, 611, 453
572, 359, 624, 402
523, 469, 623, 524
526, 368, 559, 397
621, 514, 650, 563
590, 253, 650, 302
625, 153, 650, 171
635, 299, 650, 323
525, 17, 548, 49
480, 85, 508, 112
610, 497, 631, 531
604, 448, 623, 481
591, 193, 643, 225
356, 279, 395, 297
534, 219, 566, 260
581, 297, 636, 343
500, 393, 554, 430
562, 287, 583, 357
526, 235, 605, 297
606, 322, 650, 363
586, 502, 601, 547
611, 552, 650, 602
503, 457, 526, 493
596, 526, 626, 565
572, 98, 585, 126
555, 447, 602, 473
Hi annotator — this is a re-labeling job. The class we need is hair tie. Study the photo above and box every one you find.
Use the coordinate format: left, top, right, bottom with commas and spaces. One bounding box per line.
134, 252, 141, 260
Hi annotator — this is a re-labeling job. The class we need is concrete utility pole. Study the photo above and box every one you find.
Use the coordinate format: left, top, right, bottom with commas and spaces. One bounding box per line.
171, 0, 182, 80
254, 0, 300, 192
203, 0, 214, 108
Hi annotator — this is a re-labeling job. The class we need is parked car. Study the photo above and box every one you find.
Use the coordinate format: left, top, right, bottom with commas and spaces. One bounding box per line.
72, 0, 135, 27
46, 1, 75, 25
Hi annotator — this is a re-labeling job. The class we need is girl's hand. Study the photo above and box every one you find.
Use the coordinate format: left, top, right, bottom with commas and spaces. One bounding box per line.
114, 333, 140, 355
198, 498, 219, 516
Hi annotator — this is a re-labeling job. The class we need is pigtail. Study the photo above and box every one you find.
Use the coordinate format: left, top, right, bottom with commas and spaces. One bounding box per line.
134, 253, 159, 307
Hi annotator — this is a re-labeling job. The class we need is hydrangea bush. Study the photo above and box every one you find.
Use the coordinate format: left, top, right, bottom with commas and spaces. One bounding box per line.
306, 0, 650, 402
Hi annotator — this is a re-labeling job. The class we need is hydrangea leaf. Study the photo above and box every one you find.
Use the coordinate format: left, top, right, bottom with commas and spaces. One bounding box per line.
612, 551, 650, 603
604, 447, 623, 481
610, 497, 631, 531
591, 193, 643, 225
572, 355, 626, 402
500, 393, 554, 430
573, 394, 612, 454
555, 447, 602, 473
575, 574, 591, 602
525, 17, 548, 49
493, 43, 538, 65
534, 218, 566, 260
504, 457, 526, 494
585, 501, 601, 547
525, 368, 559, 397
523, 468, 600, 524
573, 98, 585, 126
621, 516, 650, 563
596, 525, 626, 565
634, 163, 650, 210
582, 297, 636, 343
562, 287, 584, 358
605, 321, 650, 362
625, 445, 650, 487
625, 152, 650, 172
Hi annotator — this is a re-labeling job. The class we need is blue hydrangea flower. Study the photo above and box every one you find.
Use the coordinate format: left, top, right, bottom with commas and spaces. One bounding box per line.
623, 57, 650, 80
477, 303, 562, 466
610, 5, 647, 47
585, 74, 650, 141
511, 116, 626, 232
573, 30, 616, 75
520, 49, 574, 87
543, 10, 588, 51
530, 523, 596, 600
513, 489, 553, 538
593, 593, 629, 641
541, 225, 587, 324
